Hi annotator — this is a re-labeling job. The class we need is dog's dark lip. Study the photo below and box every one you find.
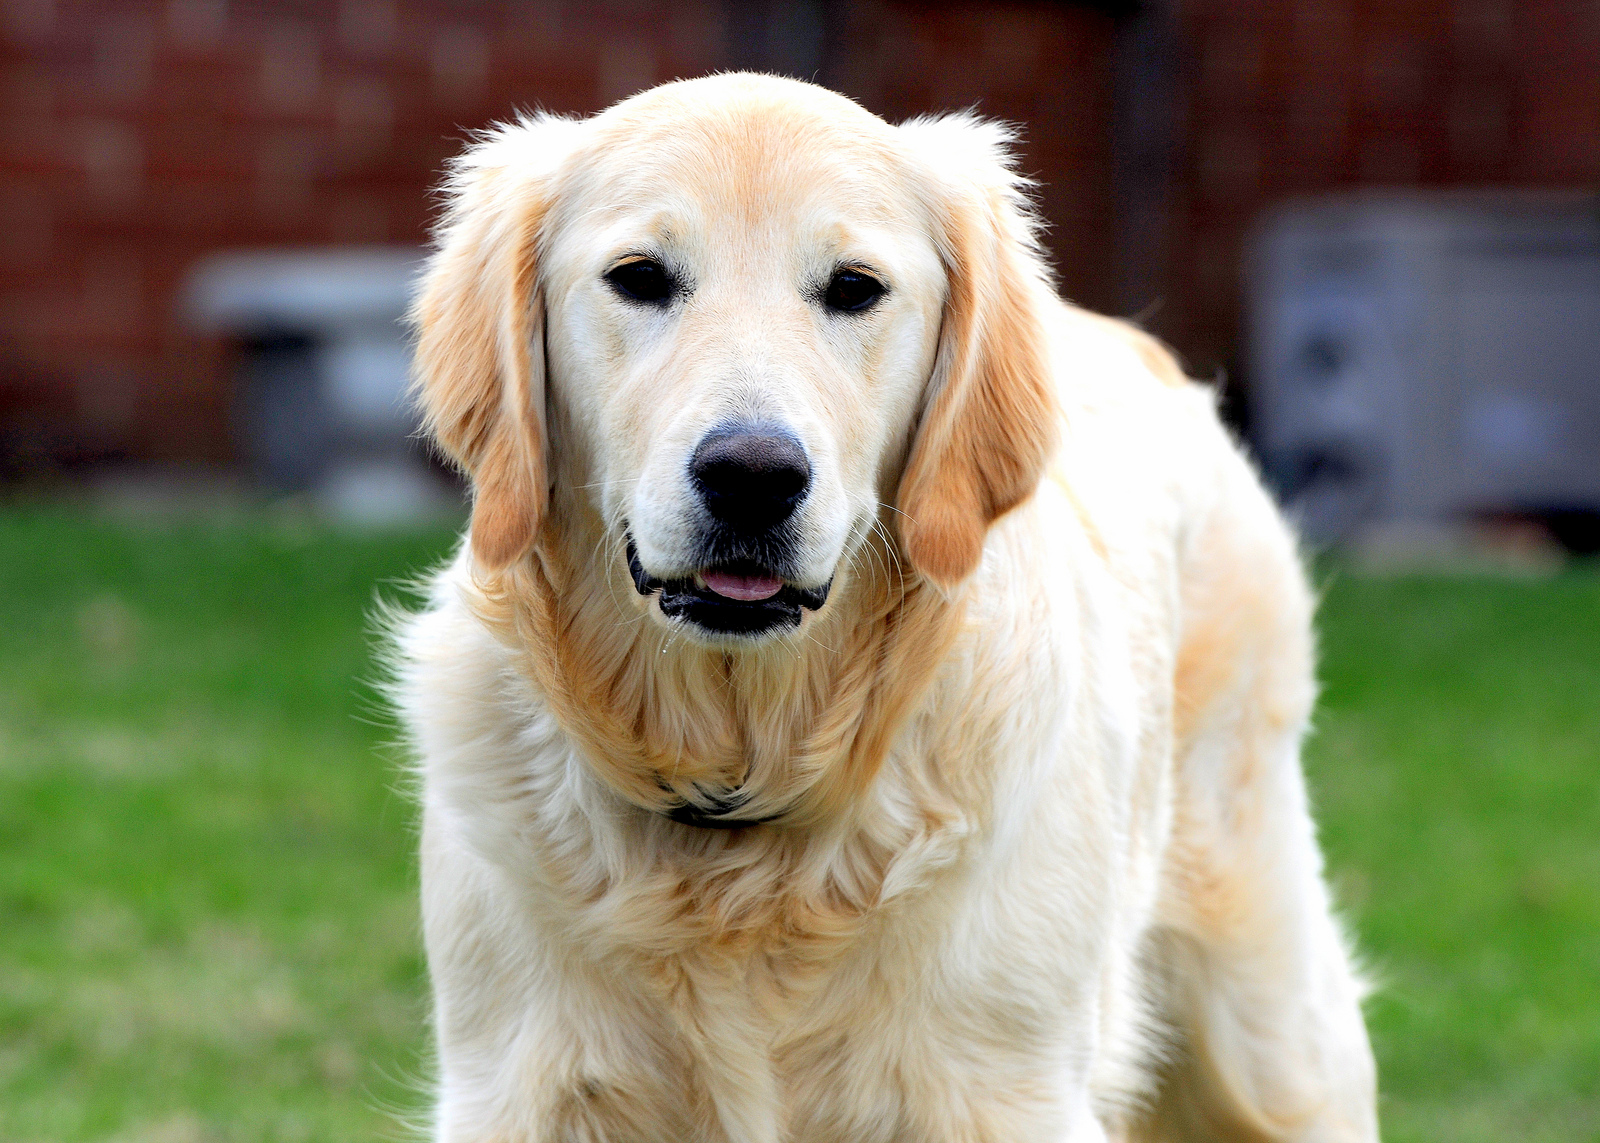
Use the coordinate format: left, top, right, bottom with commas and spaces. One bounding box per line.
627, 539, 663, 597
625, 536, 832, 634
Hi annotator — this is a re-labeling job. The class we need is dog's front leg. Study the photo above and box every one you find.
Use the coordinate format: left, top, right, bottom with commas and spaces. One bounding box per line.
423, 815, 715, 1143
643, 956, 784, 1143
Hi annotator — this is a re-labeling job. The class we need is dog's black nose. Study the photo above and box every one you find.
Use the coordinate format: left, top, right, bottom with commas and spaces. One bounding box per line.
691, 425, 810, 530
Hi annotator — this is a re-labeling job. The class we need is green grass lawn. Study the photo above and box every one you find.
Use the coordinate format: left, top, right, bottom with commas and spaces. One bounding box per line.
0, 509, 455, 1143
0, 508, 1594, 1142
1310, 569, 1600, 1142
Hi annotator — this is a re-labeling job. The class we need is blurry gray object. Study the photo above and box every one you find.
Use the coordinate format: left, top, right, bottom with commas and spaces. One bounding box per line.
1248, 192, 1600, 545
187, 247, 455, 522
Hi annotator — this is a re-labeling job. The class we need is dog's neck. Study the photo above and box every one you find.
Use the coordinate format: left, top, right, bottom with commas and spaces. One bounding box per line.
466, 507, 966, 830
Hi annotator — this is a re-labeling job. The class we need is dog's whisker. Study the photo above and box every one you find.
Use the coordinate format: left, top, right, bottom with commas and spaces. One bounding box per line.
859, 527, 892, 590
870, 518, 908, 598
872, 516, 908, 595
798, 628, 837, 656
593, 527, 643, 623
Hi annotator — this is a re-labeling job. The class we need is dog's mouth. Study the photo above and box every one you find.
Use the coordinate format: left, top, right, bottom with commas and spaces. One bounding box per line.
626, 539, 831, 636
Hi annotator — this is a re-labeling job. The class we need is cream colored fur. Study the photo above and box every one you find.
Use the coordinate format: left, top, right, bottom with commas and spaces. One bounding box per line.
393, 74, 1379, 1143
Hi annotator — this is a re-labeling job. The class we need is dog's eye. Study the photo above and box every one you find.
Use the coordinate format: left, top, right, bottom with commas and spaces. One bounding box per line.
824, 269, 885, 313
606, 259, 675, 304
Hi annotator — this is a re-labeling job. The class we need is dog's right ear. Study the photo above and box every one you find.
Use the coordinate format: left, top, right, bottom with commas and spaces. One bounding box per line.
409, 116, 582, 573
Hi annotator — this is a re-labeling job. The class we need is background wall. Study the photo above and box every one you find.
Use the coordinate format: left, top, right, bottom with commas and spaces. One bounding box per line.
0, 0, 1595, 476
0, 0, 1119, 477
1166, 0, 1600, 403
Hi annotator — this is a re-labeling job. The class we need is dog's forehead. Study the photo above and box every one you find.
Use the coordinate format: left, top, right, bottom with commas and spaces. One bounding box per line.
560, 85, 920, 236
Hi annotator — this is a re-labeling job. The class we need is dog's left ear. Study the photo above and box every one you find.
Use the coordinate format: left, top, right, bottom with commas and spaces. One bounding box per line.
409, 116, 581, 572
893, 115, 1059, 590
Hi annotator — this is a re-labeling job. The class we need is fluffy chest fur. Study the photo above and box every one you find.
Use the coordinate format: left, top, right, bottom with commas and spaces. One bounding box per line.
397, 401, 1185, 1139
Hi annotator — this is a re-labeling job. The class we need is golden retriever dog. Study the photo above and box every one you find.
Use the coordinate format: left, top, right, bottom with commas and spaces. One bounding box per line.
393, 73, 1378, 1142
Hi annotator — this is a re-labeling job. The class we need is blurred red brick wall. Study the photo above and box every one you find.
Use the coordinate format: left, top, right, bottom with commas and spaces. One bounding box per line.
0, 0, 1117, 474
827, 2, 1119, 314
1163, 0, 1600, 384
5, 0, 1593, 474
0, 1, 734, 470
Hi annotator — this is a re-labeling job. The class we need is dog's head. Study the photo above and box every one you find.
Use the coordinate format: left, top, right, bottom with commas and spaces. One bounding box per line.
412, 74, 1056, 646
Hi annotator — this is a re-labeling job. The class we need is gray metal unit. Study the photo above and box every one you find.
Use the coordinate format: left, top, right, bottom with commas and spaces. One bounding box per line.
187, 247, 457, 522
1247, 192, 1600, 543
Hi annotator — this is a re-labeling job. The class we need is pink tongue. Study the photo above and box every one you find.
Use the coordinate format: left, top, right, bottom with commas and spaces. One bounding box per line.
702, 569, 784, 602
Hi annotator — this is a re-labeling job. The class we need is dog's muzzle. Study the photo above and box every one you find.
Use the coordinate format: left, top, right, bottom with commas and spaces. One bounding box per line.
627, 422, 833, 636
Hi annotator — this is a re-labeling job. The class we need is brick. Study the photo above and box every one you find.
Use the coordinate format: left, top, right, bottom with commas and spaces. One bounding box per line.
8, 0, 1589, 468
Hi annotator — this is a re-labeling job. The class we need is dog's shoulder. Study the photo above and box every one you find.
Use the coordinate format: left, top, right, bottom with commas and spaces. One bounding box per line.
389, 548, 536, 768
1028, 302, 1234, 566
1034, 304, 1315, 744
1022, 299, 1307, 661
1044, 300, 1226, 465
